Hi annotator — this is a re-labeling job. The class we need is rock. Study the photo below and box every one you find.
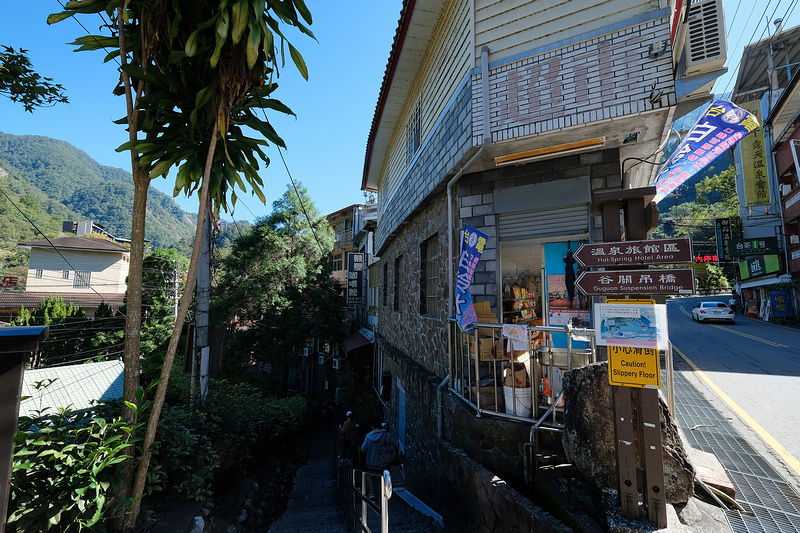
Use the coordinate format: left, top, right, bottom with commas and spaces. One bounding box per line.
562, 362, 694, 503
188, 516, 204, 533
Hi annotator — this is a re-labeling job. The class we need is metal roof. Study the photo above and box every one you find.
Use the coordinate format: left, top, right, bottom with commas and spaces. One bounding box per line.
733, 24, 800, 98
19, 360, 124, 418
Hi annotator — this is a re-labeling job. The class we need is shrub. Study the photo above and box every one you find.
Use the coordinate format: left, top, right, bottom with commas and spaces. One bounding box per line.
9, 403, 143, 532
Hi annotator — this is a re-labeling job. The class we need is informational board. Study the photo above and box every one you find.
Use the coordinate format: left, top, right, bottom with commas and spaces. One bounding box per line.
594, 299, 668, 350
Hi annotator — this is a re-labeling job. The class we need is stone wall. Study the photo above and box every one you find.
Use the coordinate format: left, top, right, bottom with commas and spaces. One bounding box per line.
380, 335, 573, 533
377, 194, 450, 374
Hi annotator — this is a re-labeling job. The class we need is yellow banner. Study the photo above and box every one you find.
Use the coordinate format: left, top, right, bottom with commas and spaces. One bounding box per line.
740, 101, 769, 207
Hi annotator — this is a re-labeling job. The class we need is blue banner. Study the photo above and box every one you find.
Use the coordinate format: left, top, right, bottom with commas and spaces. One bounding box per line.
455, 225, 488, 332
653, 100, 759, 203
770, 290, 794, 318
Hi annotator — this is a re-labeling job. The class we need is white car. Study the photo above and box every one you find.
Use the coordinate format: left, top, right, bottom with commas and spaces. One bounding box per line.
691, 301, 735, 324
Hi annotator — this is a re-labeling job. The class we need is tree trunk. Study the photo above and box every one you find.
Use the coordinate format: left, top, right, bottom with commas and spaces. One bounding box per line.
122, 116, 221, 532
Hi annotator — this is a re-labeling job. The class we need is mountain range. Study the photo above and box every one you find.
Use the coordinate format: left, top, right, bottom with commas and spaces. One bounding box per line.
0, 132, 196, 250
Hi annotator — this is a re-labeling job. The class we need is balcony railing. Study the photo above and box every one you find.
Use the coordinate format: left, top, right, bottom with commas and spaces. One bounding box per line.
447, 320, 596, 424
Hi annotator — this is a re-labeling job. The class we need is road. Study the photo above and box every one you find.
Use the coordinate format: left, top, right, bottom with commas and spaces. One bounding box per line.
666, 295, 800, 491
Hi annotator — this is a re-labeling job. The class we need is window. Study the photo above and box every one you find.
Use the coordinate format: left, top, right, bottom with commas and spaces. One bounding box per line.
34, 269, 43, 279
332, 253, 343, 272
382, 263, 388, 307
393, 256, 402, 311
73, 271, 91, 289
420, 233, 440, 315
406, 101, 421, 164
62, 270, 70, 280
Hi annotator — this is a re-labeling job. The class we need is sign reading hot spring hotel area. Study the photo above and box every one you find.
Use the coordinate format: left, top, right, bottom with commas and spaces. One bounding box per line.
595, 300, 668, 389
574, 238, 692, 267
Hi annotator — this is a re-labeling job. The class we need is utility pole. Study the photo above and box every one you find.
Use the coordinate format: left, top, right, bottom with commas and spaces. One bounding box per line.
193, 212, 211, 407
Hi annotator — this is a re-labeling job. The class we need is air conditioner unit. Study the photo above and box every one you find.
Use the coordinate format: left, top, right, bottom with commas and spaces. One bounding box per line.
684, 0, 727, 76
318, 355, 326, 365
781, 184, 793, 197
791, 234, 800, 244
332, 358, 343, 370
302, 347, 309, 357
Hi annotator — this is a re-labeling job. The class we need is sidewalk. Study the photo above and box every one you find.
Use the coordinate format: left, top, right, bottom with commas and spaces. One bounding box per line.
267, 423, 347, 532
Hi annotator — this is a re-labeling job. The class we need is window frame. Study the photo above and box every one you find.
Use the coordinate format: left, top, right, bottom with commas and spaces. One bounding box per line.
419, 233, 440, 316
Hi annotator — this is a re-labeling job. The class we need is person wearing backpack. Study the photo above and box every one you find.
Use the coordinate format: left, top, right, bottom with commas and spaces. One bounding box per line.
360, 418, 388, 499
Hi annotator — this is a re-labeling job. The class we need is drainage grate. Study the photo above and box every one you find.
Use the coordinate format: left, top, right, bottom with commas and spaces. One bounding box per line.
668, 366, 800, 532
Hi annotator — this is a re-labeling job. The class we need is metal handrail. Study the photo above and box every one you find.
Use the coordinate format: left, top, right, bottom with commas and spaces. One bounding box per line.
448, 319, 595, 423
338, 463, 392, 532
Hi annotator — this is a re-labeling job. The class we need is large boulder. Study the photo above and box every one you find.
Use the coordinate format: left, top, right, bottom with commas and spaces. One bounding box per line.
561, 362, 694, 503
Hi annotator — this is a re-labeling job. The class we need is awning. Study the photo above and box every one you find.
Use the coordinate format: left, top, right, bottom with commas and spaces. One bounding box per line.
341, 332, 372, 354
739, 274, 792, 290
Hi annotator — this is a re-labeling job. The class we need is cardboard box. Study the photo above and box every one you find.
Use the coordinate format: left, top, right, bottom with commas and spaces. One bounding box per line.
470, 335, 503, 361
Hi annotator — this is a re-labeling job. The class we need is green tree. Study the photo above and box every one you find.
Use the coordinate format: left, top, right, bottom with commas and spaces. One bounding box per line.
49, 2, 313, 528
214, 185, 345, 395
697, 263, 730, 293
0, 46, 68, 111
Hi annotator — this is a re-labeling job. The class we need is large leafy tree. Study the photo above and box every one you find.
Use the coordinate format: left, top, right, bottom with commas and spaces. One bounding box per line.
48, 1, 313, 529
214, 185, 346, 395
0, 46, 68, 111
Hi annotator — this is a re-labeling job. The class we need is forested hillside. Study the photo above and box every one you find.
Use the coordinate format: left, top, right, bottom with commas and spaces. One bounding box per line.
0, 132, 196, 249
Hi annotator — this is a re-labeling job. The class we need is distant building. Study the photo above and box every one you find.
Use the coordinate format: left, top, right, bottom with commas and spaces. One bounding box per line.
0, 235, 128, 322
731, 20, 800, 319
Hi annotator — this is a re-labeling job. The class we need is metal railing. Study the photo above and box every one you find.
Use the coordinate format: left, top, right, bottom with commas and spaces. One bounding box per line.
447, 319, 596, 424
338, 463, 392, 532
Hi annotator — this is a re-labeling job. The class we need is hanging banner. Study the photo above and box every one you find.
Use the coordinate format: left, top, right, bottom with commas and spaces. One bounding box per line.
455, 225, 488, 332
739, 100, 770, 206
653, 100, 759, 203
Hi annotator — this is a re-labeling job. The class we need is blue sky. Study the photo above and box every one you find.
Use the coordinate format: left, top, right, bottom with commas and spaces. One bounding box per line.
0, 1, 402, 222
1, 1, 798, 223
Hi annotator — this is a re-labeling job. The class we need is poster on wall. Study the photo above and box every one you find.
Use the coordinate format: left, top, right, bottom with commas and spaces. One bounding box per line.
544, 241, 590, 348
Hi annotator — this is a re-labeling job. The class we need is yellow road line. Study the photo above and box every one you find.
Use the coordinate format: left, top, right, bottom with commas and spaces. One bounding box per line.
673, 345, 800, 477
678, 305, 787, 348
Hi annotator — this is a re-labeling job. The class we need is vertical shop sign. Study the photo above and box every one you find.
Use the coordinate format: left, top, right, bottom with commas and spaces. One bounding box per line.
455, 225, 488, 332
653, 100, 759, 203
770, 290, 794, 318
739, 101, 770, 207
346, 253, 364, 305
715, 218, 733, 261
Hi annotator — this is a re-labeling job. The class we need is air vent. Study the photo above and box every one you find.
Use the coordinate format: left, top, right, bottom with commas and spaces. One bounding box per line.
318, 355, 326, 365
684, 0, 727, 76
333, 358, 343, 370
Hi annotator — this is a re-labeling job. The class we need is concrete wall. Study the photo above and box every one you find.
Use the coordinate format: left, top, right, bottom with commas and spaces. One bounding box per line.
26, 248, 129, 293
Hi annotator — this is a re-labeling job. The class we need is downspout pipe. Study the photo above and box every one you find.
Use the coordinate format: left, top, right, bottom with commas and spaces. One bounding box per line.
440, 45, 491, 438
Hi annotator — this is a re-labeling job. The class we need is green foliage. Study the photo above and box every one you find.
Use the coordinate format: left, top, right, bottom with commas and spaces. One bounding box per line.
651, 164, 739, 244
203, 381, 310, 471
697, 264, 730, 292
213, 184, 345, 394
9, 391, 149, 532
147, 406, 218, 500
0, 46, 68, 112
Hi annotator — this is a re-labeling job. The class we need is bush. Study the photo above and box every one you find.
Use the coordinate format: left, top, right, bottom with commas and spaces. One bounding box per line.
203, 380, 311, 473
9, 405, 142, 532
